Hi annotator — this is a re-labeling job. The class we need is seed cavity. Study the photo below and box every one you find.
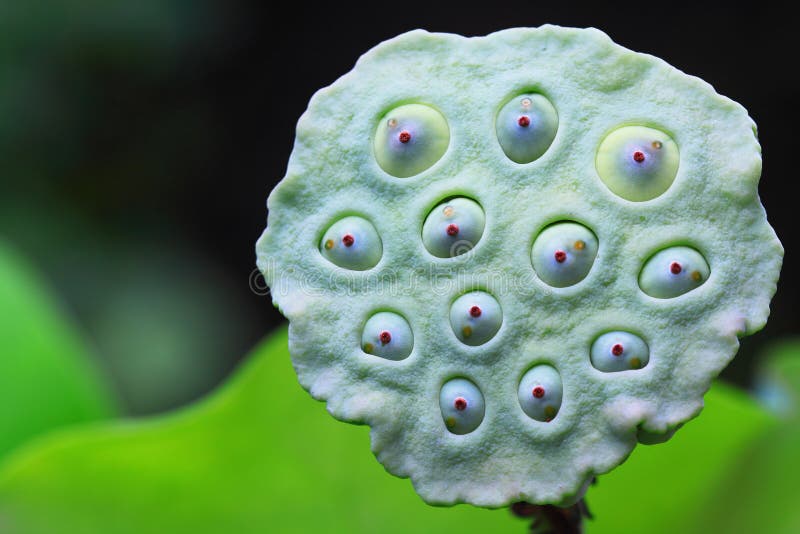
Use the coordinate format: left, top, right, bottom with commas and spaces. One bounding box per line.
422, 197, 485, 258
496, 92, 558, 164
440, 378, 485, 435
518, 365, 563, 422
591, 331, 650, 372
531, 222, 598, 288
639, 246, 710, 298
361, 311, 413, 361
450, 291, 502, 346
373, 103, 450, 178
320, 216, 382, 271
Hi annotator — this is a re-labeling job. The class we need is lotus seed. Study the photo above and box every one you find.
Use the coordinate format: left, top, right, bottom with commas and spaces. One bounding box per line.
496, 93, 558, 164
450, 291, 502, 346
361, 311, 413, 361
422, 197, 485, 258
373, 103, 450, 178
531, 222, 598, 288
440, 378, 485, 435
591, 332, 650, 373
639, 246, 710, 298
596, 125, 679, 202
518, 365, 563, 422
319, 216, 382, 271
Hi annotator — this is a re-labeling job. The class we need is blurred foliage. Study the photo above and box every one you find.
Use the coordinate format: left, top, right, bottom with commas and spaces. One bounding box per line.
0, 240, 115, 459
0, 325, 792, 534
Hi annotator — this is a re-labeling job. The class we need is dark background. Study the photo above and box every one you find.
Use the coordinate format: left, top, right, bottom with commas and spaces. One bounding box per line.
1, 2, 795, 414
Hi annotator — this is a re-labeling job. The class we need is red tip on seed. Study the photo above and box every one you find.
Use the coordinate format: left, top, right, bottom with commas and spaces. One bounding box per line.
633, 150, 646, 163
342, 234, 355, 247
446, 223, 459, 236
454, 397, 468, 411
554, 250, 567, 263
532, 386, 545, 398
469, 305, 482, 318
518, 115, 531, 127
670, 261, 682, 275
611, 343, 624, 356
379, 331, 392, 345
398, 131, 411, 143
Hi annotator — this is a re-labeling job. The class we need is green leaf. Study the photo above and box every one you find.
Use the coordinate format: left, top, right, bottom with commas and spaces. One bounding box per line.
0, 327, 520, 534
0, 240, 116, 459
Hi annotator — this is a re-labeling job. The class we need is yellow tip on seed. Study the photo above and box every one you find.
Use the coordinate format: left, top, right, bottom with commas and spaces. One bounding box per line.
691, 270, 702, 281
462, 326, 472, 338
521, 97, 531, 108
544, 405, 556, 418
363, 343, 374, 354
652, 140, 662, 149
630, 357, 641, 369
574, 240, 585, 250
443, 206, 454, 217
387, 118, 397, 128
446, 417, 456, 428
324, 239, 334, 250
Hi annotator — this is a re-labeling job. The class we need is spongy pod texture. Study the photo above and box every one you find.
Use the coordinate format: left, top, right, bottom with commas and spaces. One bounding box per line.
256, 26, 782, 507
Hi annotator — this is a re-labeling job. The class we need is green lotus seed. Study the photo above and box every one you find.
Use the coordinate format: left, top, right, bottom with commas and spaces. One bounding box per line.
361, 311, 413, 361
449, 291, 502, 346
421, 197, 485, 258
591, 331, 650, 372
319, 216, 382, 271
596, 125, 680, 202
518, 364, 563, 422
256, 27, 782, 507
639, 246, 710, 298
496, 93, 558, 164
440, 377, 485, 435
531, 222, 598, 288
373, 103, 450, 178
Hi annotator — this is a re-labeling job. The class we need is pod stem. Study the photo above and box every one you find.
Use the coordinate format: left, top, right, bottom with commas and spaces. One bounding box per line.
510, 485, 593, 534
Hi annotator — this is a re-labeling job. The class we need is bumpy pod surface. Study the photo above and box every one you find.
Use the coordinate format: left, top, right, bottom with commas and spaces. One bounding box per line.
256, 27, 782, 507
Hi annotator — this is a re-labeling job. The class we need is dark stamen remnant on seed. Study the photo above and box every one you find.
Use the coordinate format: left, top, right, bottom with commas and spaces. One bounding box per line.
454, 397, 468, 411
611, 343, 624, 356
633, 150, 646, 163
518, 115, 531, 127
670, 261, 682, 274
532, 386, 545, 399
446, 224, 459, 236
554, 250, 567, 263
342, 234, 355, 247
379, 331, 392, 345
398, 131, 411, 143
469, 305, 482, 318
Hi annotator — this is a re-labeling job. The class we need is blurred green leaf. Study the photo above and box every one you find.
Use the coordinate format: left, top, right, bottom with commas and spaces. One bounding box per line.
0, 324, 780, 534
0, 240, 116, 459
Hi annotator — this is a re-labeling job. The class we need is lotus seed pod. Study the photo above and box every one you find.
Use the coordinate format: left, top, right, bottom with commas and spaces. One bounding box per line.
422, 197, 486, 258
639, 246, 710, 298
256, 27, 783, 507
319, 216, 382, 271
518, 364, 563, 422
361, 311, 414, 361
496, 93, 559, 164
531, 222, 599, 288
439, 377, 486, 435
449, 291, 503, 346
591, 331, 650, 372
596, 125, 680, 202
373, 103, 450, 178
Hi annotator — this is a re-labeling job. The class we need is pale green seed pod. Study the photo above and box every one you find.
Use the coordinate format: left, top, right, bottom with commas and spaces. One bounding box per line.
531, 222, 598, 288
361, 311, 414, 361
449, 291, 503, 346
373, 103, 450, 178
439, 377, 485, 435
319, 216, 382, 271
422, 197, 485, 258
596, 126, 680, 202
496, 93, 559, 164
518, 364, 563, 422
256, 27, 782, 507
591, 331, 650, 372
639, 246, 710, 298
